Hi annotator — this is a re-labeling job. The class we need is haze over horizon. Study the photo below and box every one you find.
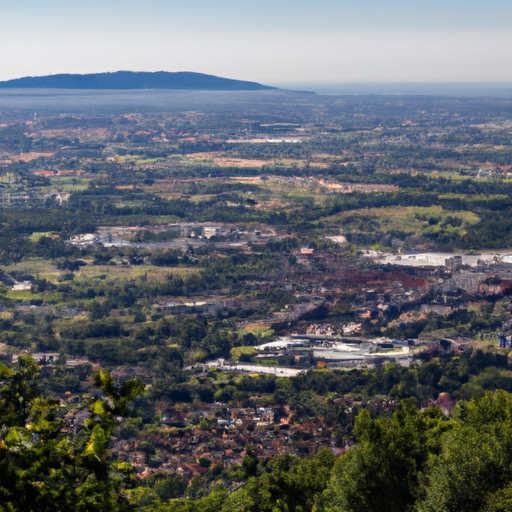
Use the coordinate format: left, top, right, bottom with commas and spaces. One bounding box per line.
2, 0, 512, 86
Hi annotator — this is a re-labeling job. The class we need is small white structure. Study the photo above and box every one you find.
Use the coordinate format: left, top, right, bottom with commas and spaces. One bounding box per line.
12, 281, 32, 291
203, 227, 220, 239
256, 338, 305, 351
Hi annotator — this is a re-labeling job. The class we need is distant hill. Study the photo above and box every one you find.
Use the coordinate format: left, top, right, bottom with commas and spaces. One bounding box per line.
0, 71, 278, 91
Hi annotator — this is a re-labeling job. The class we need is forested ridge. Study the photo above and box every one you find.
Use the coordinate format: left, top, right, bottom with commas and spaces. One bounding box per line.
0, 71, 277, 91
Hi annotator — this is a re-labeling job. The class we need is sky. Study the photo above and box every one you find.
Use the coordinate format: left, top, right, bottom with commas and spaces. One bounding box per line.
2, 0, 512, 86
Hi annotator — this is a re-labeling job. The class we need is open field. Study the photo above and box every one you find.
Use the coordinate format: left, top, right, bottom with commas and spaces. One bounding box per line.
29, 232, 58, 242
185, 153, 331, 169
1, 258, 61, 280
230, 346, 257, 360
323, 206, 480, 236
5, 290, 61, 303
0, 258, 200, 286
0, 152, 55, 163
75, 264, 200, 283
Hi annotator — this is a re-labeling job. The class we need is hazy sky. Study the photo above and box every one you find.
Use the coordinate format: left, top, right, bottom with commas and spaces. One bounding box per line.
2, 0, 512, 85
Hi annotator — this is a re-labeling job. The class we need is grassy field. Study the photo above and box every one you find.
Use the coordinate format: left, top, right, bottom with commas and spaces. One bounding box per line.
323, 206, 480, 236
5, 290, 62, 303
230, 346, 257, 360
75, 264, 199, 283
240, 326, 275, 339
1, 258, 61, 281
49, 175, 90, 191
1, 258, 200, 288
29, 232, 58, 242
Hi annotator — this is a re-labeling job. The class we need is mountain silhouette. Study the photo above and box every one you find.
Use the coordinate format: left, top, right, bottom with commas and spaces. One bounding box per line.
0, 71, 278, 91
